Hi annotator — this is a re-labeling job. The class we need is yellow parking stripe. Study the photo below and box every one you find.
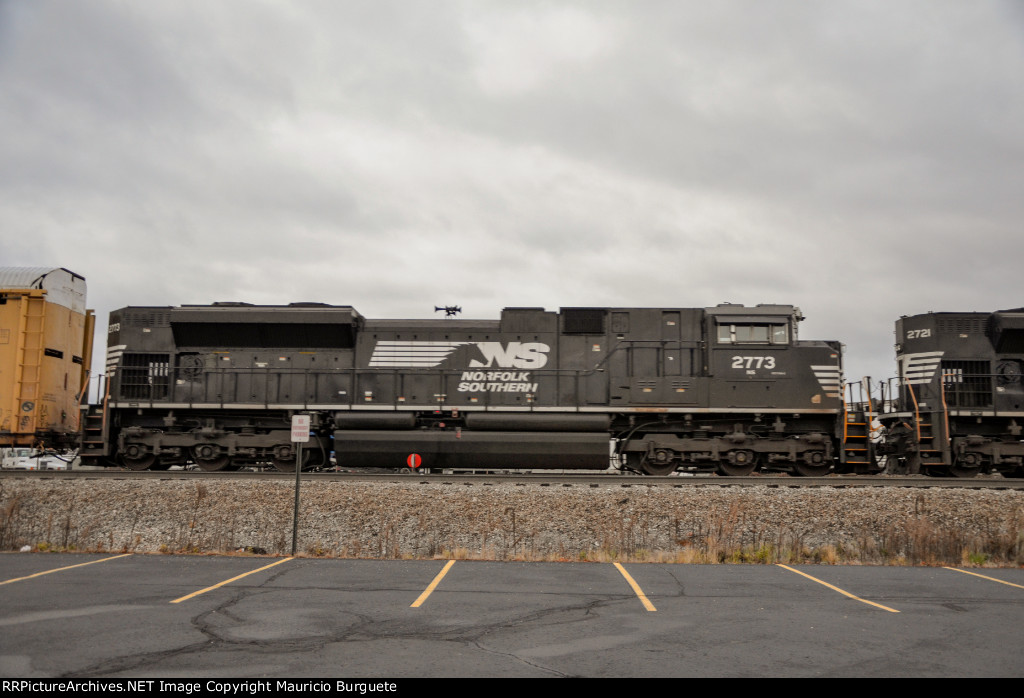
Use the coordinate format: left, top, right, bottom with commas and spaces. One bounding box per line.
614, 562, 657, 611
0, 554, 132, 585
943, 567, 1024, 590
410, 560, 455, 608
171, 558, 293, 603
777, 564, 900, 613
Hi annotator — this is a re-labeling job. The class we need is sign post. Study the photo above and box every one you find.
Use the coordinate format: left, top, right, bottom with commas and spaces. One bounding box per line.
290, 414, 311, 556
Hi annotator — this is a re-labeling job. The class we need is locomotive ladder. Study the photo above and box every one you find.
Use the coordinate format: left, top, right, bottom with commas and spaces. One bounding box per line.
905, 381, 951, 466
842, 379, 875, 470
10, 291, 47, 443
78, 375, 111, 462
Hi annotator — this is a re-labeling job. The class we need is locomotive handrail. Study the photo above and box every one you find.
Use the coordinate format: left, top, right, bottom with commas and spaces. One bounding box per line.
101, 372, 110, 450
906, 381, 923, 445
876, 376, 907, 416
589, 338, 696, 378
939, 372, 952, 461
865, 378, 876, 434
140, 364, 1011, 417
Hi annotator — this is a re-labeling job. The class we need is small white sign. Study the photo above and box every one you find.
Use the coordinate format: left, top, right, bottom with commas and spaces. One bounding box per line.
291, 414, 311, 443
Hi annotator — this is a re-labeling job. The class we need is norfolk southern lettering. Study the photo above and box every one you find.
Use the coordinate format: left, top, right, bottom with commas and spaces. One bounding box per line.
458, 371, 538, 393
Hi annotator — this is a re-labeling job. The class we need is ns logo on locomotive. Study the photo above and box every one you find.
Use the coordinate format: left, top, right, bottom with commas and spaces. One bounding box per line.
2, 267, 1022, 478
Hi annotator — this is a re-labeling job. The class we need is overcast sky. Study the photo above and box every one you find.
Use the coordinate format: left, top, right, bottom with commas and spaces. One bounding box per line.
2, 0, 1022, 388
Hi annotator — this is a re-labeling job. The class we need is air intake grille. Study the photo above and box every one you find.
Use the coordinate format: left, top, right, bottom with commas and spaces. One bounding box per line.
941, 360, 991, 408
123, 310, 170, 327
936, 317, 984, 334
119, 353, 170, 400
562, 309, 606, 335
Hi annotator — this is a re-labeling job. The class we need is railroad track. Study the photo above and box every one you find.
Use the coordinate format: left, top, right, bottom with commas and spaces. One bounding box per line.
3, 469, 1022, 489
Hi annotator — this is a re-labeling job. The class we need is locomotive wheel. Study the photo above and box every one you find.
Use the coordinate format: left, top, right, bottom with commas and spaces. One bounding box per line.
948, 463, 981, 478
122, 443, 156, 471
195, 455, 232, 472
716, 461, 755, 476
306, 446, 326, 468
271, 449, 311, 472
717, 450, 757, 476
641, 448, 677, 476
192, 444, 232, 472
123, 454, 156, 471
624, 452, 675, 476
948, 453, 982, 478
641, 459, 677, 476
791, 461, 832, 477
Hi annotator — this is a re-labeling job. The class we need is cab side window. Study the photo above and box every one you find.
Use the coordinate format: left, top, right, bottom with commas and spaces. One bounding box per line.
716, 323, 788, 345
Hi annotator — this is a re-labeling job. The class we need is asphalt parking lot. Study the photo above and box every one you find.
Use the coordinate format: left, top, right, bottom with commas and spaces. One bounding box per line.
1, 553, 1022, 677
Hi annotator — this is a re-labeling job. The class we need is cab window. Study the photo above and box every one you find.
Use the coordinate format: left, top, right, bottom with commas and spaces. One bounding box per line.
717, 323, 788, 345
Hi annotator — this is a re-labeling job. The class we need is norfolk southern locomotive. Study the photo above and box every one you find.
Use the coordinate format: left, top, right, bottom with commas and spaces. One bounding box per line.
80, 302, 862, 476
876, 309, 1024, 478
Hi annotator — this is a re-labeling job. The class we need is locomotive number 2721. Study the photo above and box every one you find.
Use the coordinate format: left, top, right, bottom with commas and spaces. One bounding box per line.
731, 355, 776, 369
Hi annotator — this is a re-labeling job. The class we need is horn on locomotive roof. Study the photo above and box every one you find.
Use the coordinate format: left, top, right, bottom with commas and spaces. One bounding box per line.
435, 305, 462, 318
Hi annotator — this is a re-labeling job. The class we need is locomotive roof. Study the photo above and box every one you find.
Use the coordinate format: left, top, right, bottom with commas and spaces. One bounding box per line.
171, 304, 362, 324
705, 303, 801, 320
365, 318, 502, 330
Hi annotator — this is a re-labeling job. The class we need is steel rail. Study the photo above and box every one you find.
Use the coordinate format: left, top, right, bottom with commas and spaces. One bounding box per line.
2, 469, 1022, 489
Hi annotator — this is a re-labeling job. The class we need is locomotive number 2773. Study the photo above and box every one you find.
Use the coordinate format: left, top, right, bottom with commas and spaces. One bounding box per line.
731, 355, 776, 369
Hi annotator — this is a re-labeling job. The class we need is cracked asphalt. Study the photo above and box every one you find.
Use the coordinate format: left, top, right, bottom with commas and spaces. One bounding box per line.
1, 553, 1022, 677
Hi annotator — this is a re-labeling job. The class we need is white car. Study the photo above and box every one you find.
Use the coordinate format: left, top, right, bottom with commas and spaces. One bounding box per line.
1, 448, 78, 470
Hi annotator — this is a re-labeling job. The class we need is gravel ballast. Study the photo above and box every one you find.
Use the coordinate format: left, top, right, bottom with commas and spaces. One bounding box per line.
1, 479, 1022, 565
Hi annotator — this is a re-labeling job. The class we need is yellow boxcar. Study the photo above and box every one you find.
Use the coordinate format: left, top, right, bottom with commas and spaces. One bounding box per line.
0, 268, 94, 448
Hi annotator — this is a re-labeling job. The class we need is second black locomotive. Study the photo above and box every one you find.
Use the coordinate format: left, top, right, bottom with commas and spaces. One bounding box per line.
876, 309, 1024, 477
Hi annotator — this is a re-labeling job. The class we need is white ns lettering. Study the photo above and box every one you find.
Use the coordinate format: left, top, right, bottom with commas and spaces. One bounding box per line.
470, 342, 550, 369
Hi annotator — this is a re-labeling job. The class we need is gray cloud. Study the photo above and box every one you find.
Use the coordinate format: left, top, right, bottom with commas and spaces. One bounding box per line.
1, 0, 1022, 388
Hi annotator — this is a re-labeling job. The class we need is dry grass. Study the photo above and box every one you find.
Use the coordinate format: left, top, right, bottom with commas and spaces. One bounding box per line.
3, 481, 1022, 566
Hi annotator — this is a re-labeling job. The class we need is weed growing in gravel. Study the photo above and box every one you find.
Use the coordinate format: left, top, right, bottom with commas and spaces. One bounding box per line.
2, 483, 1022, 567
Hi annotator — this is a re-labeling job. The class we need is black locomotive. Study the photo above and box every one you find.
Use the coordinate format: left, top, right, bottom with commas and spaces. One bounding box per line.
79, 301, 868, 476
875, 309, 1024, 477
